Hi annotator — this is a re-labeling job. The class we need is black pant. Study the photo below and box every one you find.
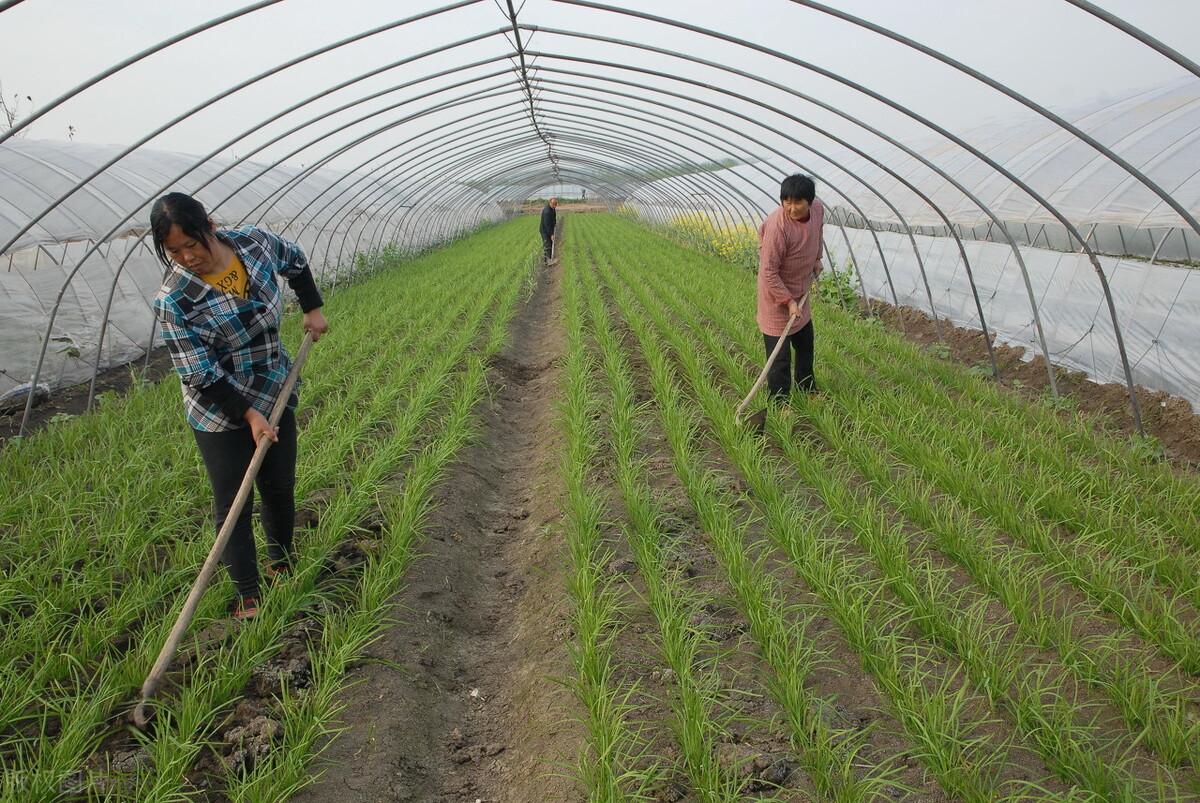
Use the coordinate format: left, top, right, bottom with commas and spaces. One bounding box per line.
763, 321, 815, 398
193, 407, 297, 598
541, 233, 553, 259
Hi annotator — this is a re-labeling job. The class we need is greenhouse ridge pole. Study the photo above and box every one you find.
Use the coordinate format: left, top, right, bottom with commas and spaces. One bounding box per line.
505, 0, 561, 182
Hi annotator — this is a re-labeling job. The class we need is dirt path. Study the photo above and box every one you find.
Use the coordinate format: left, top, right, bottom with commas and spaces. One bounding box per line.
291, 252, 580, 803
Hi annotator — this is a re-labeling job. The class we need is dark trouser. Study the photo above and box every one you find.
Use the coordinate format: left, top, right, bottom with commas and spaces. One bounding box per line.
193, 407, 297, 598
763, 321, 815, 398
541, 233, 553, 259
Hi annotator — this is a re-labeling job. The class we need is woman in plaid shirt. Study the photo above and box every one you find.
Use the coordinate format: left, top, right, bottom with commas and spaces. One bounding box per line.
151, 192, 329, 620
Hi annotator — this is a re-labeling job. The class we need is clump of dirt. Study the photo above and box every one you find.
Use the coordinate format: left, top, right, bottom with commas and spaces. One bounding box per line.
867, 300, 1200, 470
248, 629, 316, 699
224, 714, 283, 775
295, 487, 336, 531
316, 537, 374, 581
60, 747, 153, 798
716, 747, 798, 793
181, 699, 282, 796
178, 619, 324, 796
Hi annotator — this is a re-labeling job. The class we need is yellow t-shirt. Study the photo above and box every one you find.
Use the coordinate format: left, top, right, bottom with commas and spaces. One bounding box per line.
203, 254, 249, 299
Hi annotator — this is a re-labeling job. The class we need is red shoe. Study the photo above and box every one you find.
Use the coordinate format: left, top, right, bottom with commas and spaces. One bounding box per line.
264, 561, 292, 584
232, 595, 259, 620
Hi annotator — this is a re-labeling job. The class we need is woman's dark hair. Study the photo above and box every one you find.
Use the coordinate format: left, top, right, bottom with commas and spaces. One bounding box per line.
779, 174, 816, 203
150, 192, 214, 266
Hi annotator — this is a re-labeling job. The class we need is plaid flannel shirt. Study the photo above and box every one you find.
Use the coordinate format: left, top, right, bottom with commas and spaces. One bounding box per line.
154, 226, 321, 432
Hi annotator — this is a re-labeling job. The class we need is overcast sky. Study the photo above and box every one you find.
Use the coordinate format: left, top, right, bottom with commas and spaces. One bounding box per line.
1, 0, 1197, 197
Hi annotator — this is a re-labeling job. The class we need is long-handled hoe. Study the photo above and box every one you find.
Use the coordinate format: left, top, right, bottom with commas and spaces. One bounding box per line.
133, 332, 315, 729
734, 291, 810, 431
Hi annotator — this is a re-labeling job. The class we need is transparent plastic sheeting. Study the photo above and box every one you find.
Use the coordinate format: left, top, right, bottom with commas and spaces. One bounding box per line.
827, 228, 1200, 413
809, 78, 1200, 230
632, 79, 1200, 261
1, 139, 499, 252
0, 138, 506, 396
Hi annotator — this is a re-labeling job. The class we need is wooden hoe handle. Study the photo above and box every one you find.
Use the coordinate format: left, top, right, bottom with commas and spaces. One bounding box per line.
734, 292, 809, 424
134, 332, 315, 727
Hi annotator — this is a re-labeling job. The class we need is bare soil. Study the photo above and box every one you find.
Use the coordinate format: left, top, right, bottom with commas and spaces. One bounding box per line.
291, 249, 581, 803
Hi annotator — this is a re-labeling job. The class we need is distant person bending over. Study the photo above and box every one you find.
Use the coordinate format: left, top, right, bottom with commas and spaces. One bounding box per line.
756, 174, 824, 403
151, 192, 329, 620
540, 197, 558, 261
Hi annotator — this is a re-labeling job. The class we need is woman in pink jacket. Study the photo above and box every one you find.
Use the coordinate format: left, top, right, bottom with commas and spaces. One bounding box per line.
756, 174, 824, 402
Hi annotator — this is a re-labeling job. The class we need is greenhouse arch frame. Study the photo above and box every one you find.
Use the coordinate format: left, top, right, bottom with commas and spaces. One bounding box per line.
3, 0, 1199, 435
